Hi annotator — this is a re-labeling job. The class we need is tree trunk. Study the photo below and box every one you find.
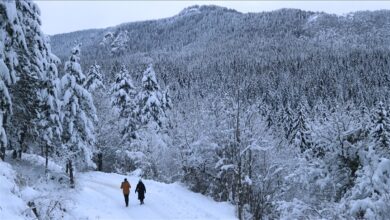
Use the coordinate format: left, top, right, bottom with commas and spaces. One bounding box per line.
68, 159, 75, 188
97, 152, 103, 171
0, 146, 5, 161
45, 144, 49, 173
236, 87, 243, 220
12, 149, 17, 159
237, 158, 243, 220
18, 149, 22, 159
18, 127, 26, 159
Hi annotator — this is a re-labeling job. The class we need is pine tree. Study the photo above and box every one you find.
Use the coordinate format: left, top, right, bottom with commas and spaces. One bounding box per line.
110, 30, 129, 55
121, 64, 171, 178
36, 49, 62, 170
0, 0, 26, 84
64, 44, 86, 84
343, 111, 390, 219
162, 86, 173, 111
84, 62, 105, 91
0, 76, 12, 154
280, 103, 294, 139
16, 0, 49, 79
290, 103, 312, 154
61, 44, 97, 170
111, 65, 136, 117
370, 101, 390, 157
0, 1, 64, 160
136, 64, 167, 128
0, 0, 27, 153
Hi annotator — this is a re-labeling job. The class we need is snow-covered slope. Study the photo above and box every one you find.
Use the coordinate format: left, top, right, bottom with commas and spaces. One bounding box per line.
0, 161, 28, 220
71, 171, 236, 220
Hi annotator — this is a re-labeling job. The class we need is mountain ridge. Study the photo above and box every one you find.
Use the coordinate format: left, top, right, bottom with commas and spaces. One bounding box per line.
50, 6, 390, 108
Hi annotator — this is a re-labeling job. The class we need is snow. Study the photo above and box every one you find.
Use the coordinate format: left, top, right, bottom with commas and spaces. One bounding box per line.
372, 158, 390, 194
307, 14, 319, 23
2, 154, 236, 220
178, 5, 201, 17
18, 153, 63, 173
0, 58, 11, 84
0, 161, 28, 220
71, 171, 237, 220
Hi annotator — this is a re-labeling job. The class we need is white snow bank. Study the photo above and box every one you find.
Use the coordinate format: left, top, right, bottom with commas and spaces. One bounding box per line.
20, 153, 63, 173
0, 161, 28, 220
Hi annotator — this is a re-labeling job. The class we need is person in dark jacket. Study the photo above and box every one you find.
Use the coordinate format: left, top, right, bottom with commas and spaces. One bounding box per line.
120, 178, 131, 207
135, 179, 146, 205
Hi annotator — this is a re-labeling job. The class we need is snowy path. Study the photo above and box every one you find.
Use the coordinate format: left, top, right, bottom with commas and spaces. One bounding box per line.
71, 172, 237, 220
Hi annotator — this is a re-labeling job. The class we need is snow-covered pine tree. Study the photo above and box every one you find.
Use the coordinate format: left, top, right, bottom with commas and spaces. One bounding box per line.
16, 0, 48, 79
136, 64, 168, 129
162, 86, 173, 111
36, 46, 62, 171
84, 62, 105, 92
370, 101, 390, 157
0, 0, 27, 153
84, 62, 109, 171
0, 0, 64, 161
0, 65, 12, 158
338, 102, 390, 219
0, 0, 26, 84
64, 44, 86, 84
111, 64, 136, 117
290, 103, 313, 154
278, 102, 294, 140
16, 0, 64, 163
110, 30, 129, 55
61, 44, 97, 170
122, 64, 171, 178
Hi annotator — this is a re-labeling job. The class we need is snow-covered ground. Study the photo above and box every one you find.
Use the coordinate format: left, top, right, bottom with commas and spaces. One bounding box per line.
0, 161, 28, 220
71, 171, 237, 220
0, 155, 237, 220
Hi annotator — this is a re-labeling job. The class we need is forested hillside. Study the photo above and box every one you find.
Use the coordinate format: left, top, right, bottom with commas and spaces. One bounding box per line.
49, 6, 390, 219
51, 5, 390, 107
2, 2, 390, 219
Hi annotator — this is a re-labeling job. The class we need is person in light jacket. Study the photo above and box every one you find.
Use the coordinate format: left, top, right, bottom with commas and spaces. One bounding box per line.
120, 178, 131, 207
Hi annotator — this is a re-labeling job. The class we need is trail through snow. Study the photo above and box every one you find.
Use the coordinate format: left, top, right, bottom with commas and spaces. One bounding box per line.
71, 172, 237, 220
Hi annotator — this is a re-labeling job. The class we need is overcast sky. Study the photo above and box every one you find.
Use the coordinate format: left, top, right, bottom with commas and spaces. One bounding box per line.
35, 1, 390, 35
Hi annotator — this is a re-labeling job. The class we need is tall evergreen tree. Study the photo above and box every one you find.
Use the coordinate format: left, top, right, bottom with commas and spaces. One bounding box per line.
136, 64, 167, 128
290, 103, 312, 154
0, 1, 64, 160
0, 0, 26, 152
61, 44, 97, 169
0, 72, 12, 154
370, 101, 390, 157
110, 30, 129, 55
84, 62, 104, 91
36, 46, 62, 170
280, 102, 294, 140
111, 65, 136, 117
122, 64, 171, 178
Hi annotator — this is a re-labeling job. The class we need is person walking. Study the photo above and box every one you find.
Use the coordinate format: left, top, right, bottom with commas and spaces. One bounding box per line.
120, 178, 131, 207
135, 179, 146, 205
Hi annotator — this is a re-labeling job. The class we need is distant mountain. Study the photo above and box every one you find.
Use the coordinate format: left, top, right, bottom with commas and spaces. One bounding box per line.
50, 5, 390, 107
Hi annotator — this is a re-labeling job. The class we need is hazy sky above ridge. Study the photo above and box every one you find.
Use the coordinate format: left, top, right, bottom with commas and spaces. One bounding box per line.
35, 1, 390, 35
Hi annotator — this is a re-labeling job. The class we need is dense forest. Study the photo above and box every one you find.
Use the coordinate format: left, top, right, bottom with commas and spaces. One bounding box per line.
2, 2, 390, 219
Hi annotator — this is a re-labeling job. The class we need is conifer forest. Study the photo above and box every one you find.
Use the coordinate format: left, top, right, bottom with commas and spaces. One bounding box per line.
1, 1, 390, 219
